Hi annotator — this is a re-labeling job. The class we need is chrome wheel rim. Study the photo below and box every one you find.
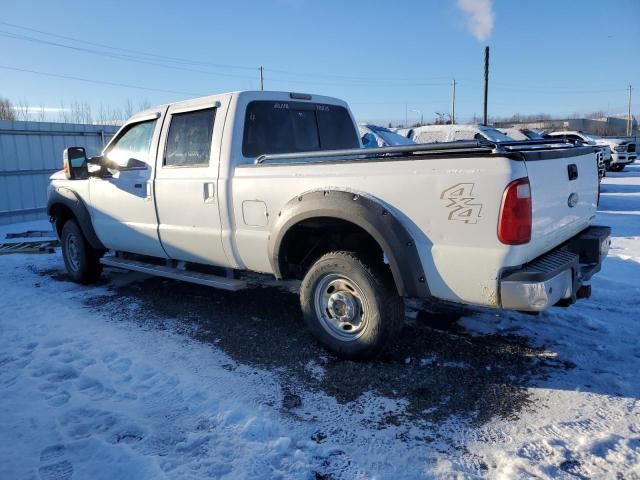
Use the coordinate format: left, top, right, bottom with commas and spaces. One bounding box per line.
66, 234, 81, 272
313, 273, 367, 341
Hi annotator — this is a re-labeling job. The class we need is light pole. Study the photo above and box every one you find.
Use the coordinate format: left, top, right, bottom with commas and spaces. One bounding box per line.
451, 79, 456, 124
628, 84, 633, 136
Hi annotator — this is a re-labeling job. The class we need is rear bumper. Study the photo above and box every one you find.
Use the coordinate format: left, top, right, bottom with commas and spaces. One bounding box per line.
500, 226, 611, 311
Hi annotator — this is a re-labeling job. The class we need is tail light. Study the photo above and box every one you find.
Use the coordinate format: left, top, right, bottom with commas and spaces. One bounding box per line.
498, 177, 532, 245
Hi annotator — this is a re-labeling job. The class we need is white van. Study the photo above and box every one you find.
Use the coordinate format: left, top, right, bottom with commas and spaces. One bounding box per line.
404, 124, 514, 144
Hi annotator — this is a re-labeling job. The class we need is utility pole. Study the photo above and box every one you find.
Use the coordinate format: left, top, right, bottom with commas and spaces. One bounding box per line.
483, 46, 490, 125
260, 66, 264, 91
628, 84, 633, 136
451, 79, 457, 124
410, 109, 423, 125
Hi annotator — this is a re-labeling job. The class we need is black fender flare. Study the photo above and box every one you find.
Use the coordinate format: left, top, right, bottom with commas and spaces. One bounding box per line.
268, 190, 429, 298
47, 187, 105, 250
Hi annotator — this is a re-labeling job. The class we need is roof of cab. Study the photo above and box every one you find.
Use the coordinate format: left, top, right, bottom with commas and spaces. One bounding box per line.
130, 90, 349, 122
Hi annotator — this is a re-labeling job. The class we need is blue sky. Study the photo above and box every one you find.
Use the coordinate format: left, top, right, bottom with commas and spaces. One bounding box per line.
1, 0, 639, 125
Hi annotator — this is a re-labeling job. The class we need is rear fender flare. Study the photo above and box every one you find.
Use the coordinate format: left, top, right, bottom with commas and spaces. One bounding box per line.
268, 190, 429, 298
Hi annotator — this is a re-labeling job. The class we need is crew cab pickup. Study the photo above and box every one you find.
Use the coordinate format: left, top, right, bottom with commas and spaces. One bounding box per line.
47, 91, 611, 359
546, 131, 636, 172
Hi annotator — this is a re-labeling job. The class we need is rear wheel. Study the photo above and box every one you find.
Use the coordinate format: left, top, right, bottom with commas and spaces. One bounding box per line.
300, 251, 404, 359
61, 220, 102, 284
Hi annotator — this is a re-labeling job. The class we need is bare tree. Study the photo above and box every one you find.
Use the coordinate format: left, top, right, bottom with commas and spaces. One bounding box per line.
58, 99, 71, 123
123, 98, 134, 119
36, 105, 47, 122
584, 111, 607, 120
434, 112, 452, 125
137, 98, 151, 111
14, 98, 30, 121
0, 97, 16, 120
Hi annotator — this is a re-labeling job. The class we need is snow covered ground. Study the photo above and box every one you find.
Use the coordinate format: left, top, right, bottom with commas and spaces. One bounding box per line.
1, 166, 639, 479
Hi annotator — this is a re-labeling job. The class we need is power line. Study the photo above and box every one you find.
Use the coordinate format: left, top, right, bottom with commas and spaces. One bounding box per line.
263, 74, 453, 88
0, 31, 259, 80
489, 84, 627, 94
265, 67, 456, 84
0, 21, 465, 88
0, 20, 257, 71
0, 64, 201, 96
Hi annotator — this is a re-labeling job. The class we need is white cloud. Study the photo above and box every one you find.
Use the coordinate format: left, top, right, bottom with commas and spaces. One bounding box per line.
456, 0, 494, 42
11, 106, 71, 113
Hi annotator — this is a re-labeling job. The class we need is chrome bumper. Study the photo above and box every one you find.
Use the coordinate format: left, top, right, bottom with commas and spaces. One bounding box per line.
500, 226, 611, 312
501, 269, 573, 311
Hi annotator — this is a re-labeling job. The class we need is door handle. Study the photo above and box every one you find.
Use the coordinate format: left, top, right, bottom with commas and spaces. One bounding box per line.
146, 181, 152, 200
204, 182, 216, 204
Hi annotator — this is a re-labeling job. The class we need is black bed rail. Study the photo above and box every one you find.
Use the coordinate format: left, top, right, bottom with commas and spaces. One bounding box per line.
253, 138, 579, 164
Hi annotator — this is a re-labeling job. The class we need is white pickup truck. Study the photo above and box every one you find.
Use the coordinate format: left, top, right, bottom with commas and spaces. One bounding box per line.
47, 91, 610, 359
546, 131, 636, 172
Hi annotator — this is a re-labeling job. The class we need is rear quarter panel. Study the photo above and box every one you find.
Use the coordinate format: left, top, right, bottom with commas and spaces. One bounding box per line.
229, 155, 527, 307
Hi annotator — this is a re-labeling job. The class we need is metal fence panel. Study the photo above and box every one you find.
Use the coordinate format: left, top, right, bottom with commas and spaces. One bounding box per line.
0, 120, 119, 225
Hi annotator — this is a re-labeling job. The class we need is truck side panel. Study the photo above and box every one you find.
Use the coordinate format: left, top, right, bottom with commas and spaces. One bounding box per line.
230, 156, 527, 307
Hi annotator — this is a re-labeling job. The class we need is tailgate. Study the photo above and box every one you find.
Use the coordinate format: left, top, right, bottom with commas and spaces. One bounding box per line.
521, 147, 598, 256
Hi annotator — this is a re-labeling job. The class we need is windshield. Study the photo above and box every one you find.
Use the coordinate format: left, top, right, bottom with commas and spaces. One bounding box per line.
521, 129, 544, 140
481, 127, 514, 142
368, 125, 415, 146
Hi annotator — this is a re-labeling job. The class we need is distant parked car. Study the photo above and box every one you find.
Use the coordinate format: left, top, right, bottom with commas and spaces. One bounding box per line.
358, 124, 416, 147
546, 131, 635, 172
501, 128, 546, 141
503, 128, 607, 180
402, 124, 515, 144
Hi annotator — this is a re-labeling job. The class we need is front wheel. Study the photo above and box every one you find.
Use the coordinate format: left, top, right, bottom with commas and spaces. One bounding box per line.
61, 219, 103, 284
300, 251, 404, 359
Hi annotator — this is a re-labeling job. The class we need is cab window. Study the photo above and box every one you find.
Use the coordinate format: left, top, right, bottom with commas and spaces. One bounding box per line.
164, 108, 216, 167
242, 101, 359, 158
106, 120, 157, 168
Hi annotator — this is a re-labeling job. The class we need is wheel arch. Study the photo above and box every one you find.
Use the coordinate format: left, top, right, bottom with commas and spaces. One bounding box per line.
47, 187, 105, 250
268, 190, 429, 298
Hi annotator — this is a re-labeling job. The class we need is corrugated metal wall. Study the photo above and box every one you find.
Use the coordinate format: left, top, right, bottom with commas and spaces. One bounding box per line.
0, 120, 119, 225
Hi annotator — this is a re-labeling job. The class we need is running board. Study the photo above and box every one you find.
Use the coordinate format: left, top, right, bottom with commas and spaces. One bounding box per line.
100, 256, 247, 291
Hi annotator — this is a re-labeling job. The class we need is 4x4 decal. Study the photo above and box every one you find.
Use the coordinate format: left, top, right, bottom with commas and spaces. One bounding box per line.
440, 183, 482, 224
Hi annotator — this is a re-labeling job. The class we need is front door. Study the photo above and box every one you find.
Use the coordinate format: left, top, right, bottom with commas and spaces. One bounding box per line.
154, 97, 229, 266
89, 111, 167, 258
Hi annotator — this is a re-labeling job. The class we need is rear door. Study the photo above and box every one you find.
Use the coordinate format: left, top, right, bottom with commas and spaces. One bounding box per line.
154, 96, 230, 266
524, 148, 598, 253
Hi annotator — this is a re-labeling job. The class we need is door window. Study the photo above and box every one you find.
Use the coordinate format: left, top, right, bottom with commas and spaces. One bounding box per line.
106, 120, 157, 168
164, 108, 216, 167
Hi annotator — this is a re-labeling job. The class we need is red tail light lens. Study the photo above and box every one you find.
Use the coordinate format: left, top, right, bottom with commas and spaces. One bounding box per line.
498, 178, 532, 245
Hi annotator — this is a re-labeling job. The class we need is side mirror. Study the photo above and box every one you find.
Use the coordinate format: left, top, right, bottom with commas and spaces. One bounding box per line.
63, 147, 88, 180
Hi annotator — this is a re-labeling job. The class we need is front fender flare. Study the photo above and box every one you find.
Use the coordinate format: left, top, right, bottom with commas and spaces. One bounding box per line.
47, 187, 105, 250
268, 190, 429, 298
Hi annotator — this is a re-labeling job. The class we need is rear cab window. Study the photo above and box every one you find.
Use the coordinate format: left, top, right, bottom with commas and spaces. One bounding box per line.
242, 101, 359, 158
